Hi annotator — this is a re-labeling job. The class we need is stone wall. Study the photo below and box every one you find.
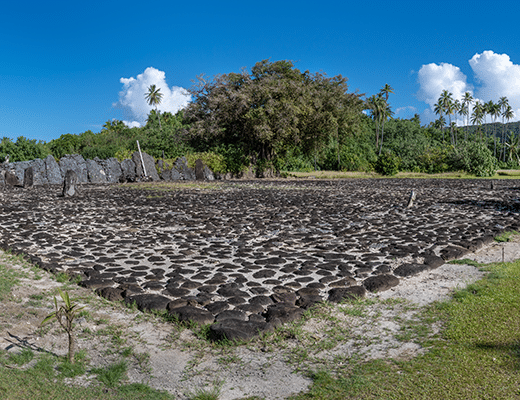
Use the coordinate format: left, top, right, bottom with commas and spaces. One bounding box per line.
0, 152, 216, 187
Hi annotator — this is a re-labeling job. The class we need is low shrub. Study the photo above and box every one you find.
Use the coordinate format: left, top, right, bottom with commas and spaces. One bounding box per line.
375, 151, 400, 176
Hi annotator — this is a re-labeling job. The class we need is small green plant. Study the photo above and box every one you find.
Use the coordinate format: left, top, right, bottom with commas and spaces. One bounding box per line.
8, 348, 34, 366
92, 360, 128, 387
57, 358, 86, 377
41, 289, 85, 363
186, 380, 223, 400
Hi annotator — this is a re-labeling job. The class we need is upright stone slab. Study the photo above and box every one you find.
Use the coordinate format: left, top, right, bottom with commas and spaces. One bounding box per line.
170, 168, 182, 180
59, 154, 88, 183
131, 151, 160, 181
5, 171, 20, 186
121, 159, 136, 182
203, 165, 215, 181
0, 170, 4, 186
195, 159, 204, 180
23, 167, 34, 188
28, 159, 48, 186
13, 161, 31, 183
45, 155, 62, 185
103, 158, 123, 183
86, 158, 107, 183
174, 156, 195, 181
62, 169, 78, 197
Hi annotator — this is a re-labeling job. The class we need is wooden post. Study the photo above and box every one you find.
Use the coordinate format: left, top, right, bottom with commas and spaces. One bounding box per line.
406, 190, 416, 208
136, 140, 147, 177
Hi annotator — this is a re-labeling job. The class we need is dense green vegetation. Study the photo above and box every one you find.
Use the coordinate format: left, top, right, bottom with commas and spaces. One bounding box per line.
2, 60, 520, 177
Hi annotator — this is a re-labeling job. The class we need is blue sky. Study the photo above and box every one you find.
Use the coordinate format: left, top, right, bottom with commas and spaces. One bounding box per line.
3, 1, 520, 142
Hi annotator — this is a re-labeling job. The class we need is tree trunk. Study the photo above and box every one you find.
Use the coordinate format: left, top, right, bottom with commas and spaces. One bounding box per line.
68, 332, 75, 363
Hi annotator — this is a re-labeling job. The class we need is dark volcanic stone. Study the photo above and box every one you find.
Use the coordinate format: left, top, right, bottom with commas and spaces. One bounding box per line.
96, 287, 124, 301
264, 303, 304, 326
62, 169, 78, 197
394, 263, 429, 278
163, 287, 191, 297
328, 286, 367, 303
296, 287, 320, 297
125, 294, 171, 311
210, 319, 273, 342
59, 154, 88, 183
168, 306, 214, 325
363, 274, 400, 293
423, 255, 445, 269
271, 291, 297, 304
121, 159, 136, 182
45, 155, 62, 184
23, 166, 33, 188
5, 171, 20, 186
205, 301, 230, 314
86, 158, 108, 183
441, 246, 470, 261
132, 151, 160, 181
103, 158, 123, 183
195, 159, 204, 181
79, 278, 111, 289
215, 310, 248, 322
296, 295, 323, 309
236, 303, 265, 313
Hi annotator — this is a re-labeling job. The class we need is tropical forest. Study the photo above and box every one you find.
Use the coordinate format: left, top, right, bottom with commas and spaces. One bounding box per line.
2, 59, 519, 178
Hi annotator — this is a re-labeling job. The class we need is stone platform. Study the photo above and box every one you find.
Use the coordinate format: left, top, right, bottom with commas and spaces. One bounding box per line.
0, 179, 519, 341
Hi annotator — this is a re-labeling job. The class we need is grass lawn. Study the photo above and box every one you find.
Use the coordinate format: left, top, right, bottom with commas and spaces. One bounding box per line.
291, 259, 520, 399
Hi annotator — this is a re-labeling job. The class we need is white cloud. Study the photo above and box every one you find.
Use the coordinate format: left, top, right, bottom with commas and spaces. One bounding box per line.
115, 67, 191, 126
469, 50, 520, 119
417, 62, 471, 108
416, 51, 520, 124
395, 106, 417, 115
123, 120, 141, 128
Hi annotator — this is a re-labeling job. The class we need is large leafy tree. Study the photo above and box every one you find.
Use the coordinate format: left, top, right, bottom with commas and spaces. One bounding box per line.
145, 84, 164, 129
184, 59, 364, 167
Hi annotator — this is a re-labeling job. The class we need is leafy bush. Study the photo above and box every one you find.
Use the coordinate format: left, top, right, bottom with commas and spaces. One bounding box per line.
417, 146, 450, 173
0, 136, 50, 162
186, 152, 227, 174
375, 151, 400, 176
449, 142, 497, 177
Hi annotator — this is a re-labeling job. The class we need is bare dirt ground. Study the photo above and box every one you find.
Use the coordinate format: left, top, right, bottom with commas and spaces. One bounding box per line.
1, 235, 515, 399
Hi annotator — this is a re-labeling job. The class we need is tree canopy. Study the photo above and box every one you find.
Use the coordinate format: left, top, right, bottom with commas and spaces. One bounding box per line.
184, 59, 364, 167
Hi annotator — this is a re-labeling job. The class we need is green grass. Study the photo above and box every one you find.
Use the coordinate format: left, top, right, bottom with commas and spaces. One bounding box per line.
494, 230, 519, 243
92, 360, 128, 387
291, 259, 520, 399
0, 352, 173, 400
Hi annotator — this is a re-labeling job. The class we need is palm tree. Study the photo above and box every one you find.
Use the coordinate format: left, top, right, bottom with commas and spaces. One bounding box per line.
379, 101, 393, 155
380, 84, 394, 103
378, 84, 394, 155
434, 100, 445, 142
145, 84, 164, 129
498, 96, 510, 161
366, 94, 384, 151
489, 101, 501, 157
461, 92, 473, 138
471, 101, 485, 141
439, 90, 455, 145
503, 104, 515, 162
484, 100, 495, 140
